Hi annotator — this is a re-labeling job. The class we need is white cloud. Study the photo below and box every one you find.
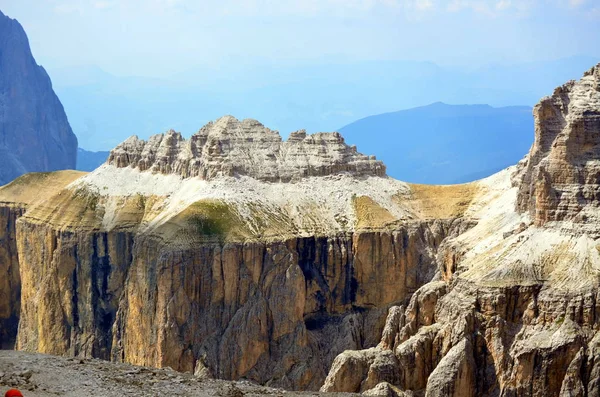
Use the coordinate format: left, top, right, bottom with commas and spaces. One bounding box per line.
93, 1, 114, 9
414, 0, 435, 10
569, 0, 588, 7
53, 2, 84, 14
446, 0, 534, 16
496, 0, 511, 10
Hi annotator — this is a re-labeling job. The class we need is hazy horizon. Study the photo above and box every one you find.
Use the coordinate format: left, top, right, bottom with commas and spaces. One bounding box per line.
1, 0, 599, 152
2, 0, 599, 77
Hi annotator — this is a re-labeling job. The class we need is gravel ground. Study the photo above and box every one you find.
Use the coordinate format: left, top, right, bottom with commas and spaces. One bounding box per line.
0, 351, 352, 397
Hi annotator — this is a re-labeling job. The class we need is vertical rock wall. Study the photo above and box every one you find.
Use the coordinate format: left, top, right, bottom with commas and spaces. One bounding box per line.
0, 204, 24, 348
14, 219, 457, 390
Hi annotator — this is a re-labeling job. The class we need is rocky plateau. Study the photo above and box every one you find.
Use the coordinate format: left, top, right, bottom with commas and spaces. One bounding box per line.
0, 63, 599, 397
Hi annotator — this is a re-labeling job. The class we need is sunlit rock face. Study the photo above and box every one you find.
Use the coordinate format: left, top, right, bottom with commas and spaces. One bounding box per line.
0, 11, 77, 185
322, 64, 600, 397
107, 116, 385, 182
516, 64, 600, 231
4, 63, 600, 396
1, 116, 455, 390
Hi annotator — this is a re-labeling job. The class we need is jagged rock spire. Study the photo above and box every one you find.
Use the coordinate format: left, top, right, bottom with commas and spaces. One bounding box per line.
516, 63, 600, 228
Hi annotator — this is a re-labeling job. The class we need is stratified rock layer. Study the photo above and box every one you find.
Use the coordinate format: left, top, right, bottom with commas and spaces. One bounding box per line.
0, 171, 84, 348
107, 116, 385, 182
4, 64, 600, 397
0, 11, 78, 185
0, 112, 459, 389
516, 63, 600, 230
321, 64, 600, 397
0, 205, 23, 348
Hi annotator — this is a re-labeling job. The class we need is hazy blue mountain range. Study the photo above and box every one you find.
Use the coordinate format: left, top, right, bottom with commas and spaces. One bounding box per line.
76, 148, 109, 172
339, 102, 533, 184
49, 56, 596, 152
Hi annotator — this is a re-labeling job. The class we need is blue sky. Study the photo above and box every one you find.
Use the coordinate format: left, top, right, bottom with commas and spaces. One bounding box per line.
1, 0, 599, 153
1, 0, 599, 78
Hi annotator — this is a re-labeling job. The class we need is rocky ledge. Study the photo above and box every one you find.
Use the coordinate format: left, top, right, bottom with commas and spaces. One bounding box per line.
1, 64, 600, 397
516, 63, 600, 232
320, 64, 600, 397
107, 116, 386, 182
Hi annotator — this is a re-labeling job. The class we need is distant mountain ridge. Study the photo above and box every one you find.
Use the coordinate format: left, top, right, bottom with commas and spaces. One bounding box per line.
48, 56, 595, 152
339, 102, 533, 184
76, 148, 110, 172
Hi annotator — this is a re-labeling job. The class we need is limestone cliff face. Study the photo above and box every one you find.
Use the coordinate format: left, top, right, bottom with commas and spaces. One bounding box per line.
5, 65, 600, 396
516, 64, 600, 230
107, 116, 385, 182
2, 117, 468, 390
0, 204, 23, 348
14, 219, 460, 389
0, 171, 83, 349
0, 11, 78, 185
321, 64, 600, 397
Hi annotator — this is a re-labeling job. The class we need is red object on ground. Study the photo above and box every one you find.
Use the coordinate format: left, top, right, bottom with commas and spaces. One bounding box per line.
5, 389, 24, 397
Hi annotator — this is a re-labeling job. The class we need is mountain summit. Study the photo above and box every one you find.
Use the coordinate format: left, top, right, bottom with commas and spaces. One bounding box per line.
0, 11, 77, 185
107, 115, 385, 182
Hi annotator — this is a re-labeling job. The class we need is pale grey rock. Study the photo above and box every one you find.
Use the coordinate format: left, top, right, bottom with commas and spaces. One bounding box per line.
515, 63, 600, 232
424, 338, 475, 397
107, 116, 385, 182
362, 382, 412, 397
0, 350, 359, 397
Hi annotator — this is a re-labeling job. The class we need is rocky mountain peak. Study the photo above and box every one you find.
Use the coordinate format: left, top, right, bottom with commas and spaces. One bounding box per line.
107, 116, 386, 182
516, 63, 600, 230
0, 11, 78, 184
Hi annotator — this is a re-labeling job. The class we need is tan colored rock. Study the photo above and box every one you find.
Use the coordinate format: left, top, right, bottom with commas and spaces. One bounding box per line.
0, 205, 23, 348
320, 348, 380, 393
424, 338, 475, 397
363, 382, 412, 397
6, 65, 600, 397
516, 64, 600, 231
0, 171, 83, 348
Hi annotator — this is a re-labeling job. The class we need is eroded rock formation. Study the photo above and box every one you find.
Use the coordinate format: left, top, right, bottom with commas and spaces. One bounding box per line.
107, 116, 385, 182
0, 11, 78, 185
0, 171, 84, 348
516, 63, 600, 230
2, 64, 600, 396
0, 114, 471, 389
321, 64, 600, 396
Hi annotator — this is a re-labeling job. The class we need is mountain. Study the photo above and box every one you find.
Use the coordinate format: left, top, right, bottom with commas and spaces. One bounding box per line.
339, 102, 534, 184
0, 64, 599, 396
76, 148, 110, 172
0, 11, 77, 185
48, 56, 596, 152
322, 62, 600, 397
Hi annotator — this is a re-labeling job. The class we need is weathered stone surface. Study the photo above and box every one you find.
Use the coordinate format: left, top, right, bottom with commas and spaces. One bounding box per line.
363, 382, 412, 397
15, 224, 450, 390
0, 171, 83, 348
424, 338, 475, 397
5, 64, 600, 397
516, 63, 600, 231
0, 11, 78, 185
107, 117, 385, 182
0, 205, 23, 348
322, 64, 600, 397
